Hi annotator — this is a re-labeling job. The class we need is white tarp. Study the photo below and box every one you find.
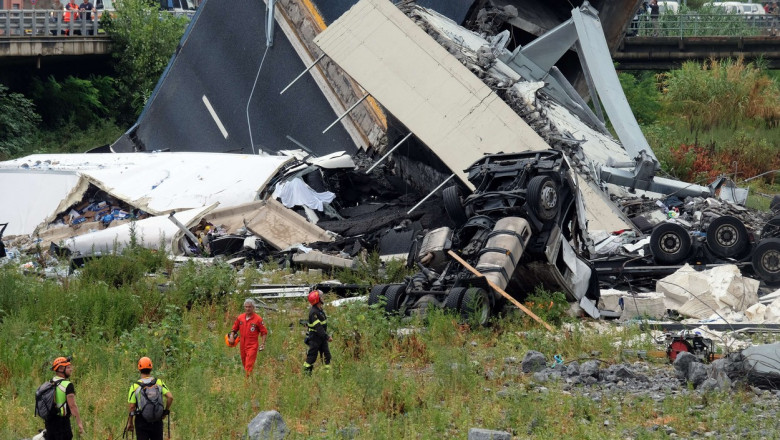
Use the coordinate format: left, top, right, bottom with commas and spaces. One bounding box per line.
0, 152, 293, 236
64, 206, 215, 257
0, 169, 81, 236
272, 178, 336, 211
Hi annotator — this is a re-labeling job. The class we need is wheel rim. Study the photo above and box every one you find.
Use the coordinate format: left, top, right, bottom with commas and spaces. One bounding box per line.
760, 249, 780, 275
540, 182, 558, 211
714, 223, 739, 248
660, 232, 681, 254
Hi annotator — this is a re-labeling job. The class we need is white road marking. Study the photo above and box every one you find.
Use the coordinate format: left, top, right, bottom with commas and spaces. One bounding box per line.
202, 95, 229, 139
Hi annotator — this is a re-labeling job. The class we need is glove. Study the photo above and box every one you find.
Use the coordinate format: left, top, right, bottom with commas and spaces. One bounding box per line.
162, 409, 170, 417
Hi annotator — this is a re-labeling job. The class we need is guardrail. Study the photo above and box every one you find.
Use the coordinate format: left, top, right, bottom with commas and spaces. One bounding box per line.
0, 9, 102, 37
628, 13, 780, 37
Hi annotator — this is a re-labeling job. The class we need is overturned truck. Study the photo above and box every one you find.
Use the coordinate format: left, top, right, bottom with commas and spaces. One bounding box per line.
368, 149, 601, 323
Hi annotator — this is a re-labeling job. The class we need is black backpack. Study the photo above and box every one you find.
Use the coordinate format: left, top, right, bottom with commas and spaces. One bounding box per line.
134, 378, 165, 423
35, 379, 64, 420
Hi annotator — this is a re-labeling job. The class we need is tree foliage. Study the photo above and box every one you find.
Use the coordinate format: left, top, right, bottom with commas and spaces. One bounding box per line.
104, 0, 189, 122
29, 75, 117, 128
0, 84, 41, 160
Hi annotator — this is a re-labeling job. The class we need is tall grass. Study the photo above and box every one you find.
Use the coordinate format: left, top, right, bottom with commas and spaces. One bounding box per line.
2, 262, 778, 438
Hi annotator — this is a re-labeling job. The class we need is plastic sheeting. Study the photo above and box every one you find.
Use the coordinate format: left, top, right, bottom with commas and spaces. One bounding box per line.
272, 177, 335, 211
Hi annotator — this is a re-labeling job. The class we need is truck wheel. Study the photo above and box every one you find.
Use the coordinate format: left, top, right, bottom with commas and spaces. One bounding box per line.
460, 287, 491, 326
444, 287, 467, 311
761, 215, 780, 240
384, 284, 408, 314
527, 176, 559, 221
752, 238, 780, 285
443, 186, 468, 227
650, 222, 691, 264
368, 284, 389, 306
706, 215, 748, 258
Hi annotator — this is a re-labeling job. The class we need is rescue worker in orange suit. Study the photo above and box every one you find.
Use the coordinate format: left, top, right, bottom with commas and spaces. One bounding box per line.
303, 290, 332, 374
228, 299, 267, 376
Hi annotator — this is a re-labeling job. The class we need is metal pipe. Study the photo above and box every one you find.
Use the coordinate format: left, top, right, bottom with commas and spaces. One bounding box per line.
266, 0, 276, 47
167, 212, 200, 254
280, 54, 325, 95
365, 132, 413, 174
322, 93, 369, 134
407, 174, 455, 215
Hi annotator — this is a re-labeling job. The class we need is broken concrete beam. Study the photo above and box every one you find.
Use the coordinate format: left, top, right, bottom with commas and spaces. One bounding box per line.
292, 250, 355, 270
706, 265, 759, 312
205, 199, 333, 251
468, 428, 511, 440
656, 264, 709, 307
620, 292, 666, 320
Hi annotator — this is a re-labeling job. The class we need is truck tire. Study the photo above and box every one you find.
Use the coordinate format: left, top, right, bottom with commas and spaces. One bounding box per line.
443, 186, 468, 227
650, 222, 691, 264
444, 287, 467, 311
752, 238, 780, 285
368, 284, 389, 307
706, 215, 748, 258
459, 287, 491, 326
527, 176, 559, 221
384, 284, 408, 314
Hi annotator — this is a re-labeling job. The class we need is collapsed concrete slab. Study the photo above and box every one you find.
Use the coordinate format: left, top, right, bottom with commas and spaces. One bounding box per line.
204, 198, 333, 251
314, 0, 631, 233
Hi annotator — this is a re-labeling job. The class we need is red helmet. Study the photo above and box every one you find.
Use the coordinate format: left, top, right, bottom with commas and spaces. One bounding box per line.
137, 356, 153, 371
308, 290, 322, 306
52, 356, 71, 371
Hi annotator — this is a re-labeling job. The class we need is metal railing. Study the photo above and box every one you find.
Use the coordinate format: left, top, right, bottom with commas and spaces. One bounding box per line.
628, 13, 780, 37
0, 9, 102, 37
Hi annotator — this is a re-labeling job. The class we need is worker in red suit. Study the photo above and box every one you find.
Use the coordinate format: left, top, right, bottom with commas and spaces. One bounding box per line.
228, 299, 268, 376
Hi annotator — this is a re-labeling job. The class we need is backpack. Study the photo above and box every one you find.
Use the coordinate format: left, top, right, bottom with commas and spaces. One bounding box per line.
35, 379, 64, 420
134, 378, 165, 423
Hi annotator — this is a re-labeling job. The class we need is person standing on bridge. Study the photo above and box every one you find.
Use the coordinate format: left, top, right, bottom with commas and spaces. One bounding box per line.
79, 0, 94, 21
649, 0, 660, 36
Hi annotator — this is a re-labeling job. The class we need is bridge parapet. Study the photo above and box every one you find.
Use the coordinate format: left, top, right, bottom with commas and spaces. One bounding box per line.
0, 9, 103, 37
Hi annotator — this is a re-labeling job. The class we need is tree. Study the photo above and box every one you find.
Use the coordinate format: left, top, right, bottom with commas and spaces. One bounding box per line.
0, 84, 41, 160
104, 0, 189, 123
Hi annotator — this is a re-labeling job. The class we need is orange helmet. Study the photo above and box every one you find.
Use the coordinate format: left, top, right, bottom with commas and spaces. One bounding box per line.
308, 290, 322, 306
137, 356, 153, 371
52, 356, 71, 371
225, 332, 240, 347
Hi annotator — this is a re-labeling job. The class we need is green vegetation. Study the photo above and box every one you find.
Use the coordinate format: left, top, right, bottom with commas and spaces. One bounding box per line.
0, 84, 41, 159
1, 251, 778, 438
0, 0, 188, 160
104, 0, 190, 121
618, 58, 780, 207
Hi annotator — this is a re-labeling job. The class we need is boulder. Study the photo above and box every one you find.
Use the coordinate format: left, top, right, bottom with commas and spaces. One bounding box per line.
248, 410, 287, 440
521, 351, 547, 373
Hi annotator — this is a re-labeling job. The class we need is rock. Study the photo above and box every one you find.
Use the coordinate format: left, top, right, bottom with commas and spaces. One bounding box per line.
247, 410, 288, 440
468, 428, 512, 440
580, 360, 600, 378
673, 352, 697, 379
532, 371, 549, 383
565, 361, 580, 377
521, 351, 547, 373
688, 362, 709, 388
337, 426, 360, 439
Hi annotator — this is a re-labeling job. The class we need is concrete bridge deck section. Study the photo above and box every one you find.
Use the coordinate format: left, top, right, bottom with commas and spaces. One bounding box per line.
614, 35, 780, 70
0, 35, 110, 67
